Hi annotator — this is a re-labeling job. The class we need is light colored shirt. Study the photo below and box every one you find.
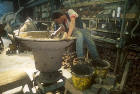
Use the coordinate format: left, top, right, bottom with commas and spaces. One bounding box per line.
65, 9, 78, 29
67, 9, 79, 18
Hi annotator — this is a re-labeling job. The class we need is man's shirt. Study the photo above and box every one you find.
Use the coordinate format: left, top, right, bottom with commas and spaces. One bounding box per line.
64, 9, 78, 29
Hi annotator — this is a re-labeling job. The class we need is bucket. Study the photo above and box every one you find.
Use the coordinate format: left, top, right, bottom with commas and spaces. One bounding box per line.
95, 60, 111, 78
71, 64, 94, 90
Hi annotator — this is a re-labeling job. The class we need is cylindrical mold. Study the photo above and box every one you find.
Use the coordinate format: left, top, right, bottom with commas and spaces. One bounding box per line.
15, 31, 75, 72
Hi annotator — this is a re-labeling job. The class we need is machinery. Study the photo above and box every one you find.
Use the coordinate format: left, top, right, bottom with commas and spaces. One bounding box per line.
0, 7, 24, 54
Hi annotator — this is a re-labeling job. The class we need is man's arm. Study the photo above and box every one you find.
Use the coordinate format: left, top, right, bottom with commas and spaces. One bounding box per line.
67, 17, 76, 38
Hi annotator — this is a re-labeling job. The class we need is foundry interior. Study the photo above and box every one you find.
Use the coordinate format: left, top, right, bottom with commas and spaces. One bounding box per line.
0, 0, 140, 94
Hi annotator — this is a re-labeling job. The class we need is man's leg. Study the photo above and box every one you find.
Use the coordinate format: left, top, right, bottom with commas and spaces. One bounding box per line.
80, 29, 100, 59
73, 30, 84, 58
74, 29, 106, 66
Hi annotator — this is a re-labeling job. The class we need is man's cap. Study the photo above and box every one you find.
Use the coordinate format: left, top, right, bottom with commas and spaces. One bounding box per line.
52, 10, 64, 19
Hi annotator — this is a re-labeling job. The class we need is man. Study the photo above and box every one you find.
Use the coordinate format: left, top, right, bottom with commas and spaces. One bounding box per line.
52, 9, 103, 64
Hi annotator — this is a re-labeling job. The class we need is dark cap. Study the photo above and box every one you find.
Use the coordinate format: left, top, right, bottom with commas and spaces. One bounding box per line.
52, 11, 64, 20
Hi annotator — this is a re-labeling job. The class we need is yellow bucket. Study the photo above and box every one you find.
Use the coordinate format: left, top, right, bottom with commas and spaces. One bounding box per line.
71, 64, 94, 90
95, 68, 108, 78
95, 60, 111, 78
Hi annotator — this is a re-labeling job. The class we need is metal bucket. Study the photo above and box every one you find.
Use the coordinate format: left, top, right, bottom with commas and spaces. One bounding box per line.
71, 64, 94, 90
15, 31, 75, 72
95, 60, 111, 78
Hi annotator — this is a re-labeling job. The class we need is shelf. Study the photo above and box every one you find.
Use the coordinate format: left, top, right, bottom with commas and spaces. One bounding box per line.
91, 35, 116, 44
66, 0, 123, 8
81, 14, 138, 21
90, 28, 120, 34
82, 17, 121, 21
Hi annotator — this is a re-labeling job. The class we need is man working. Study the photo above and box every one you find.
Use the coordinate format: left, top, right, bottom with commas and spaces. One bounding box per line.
51, 9, 103, 64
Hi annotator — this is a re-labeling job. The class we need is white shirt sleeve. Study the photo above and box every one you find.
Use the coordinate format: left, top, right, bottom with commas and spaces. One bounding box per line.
67, 9, 79, 18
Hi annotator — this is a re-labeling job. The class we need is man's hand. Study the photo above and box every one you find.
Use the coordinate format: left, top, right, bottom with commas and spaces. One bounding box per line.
65, 33, 71, 39
61, 32, 71, 40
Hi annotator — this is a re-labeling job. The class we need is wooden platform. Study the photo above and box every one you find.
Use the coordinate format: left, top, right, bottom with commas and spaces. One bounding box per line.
64, 79, 86, 94
0, 70, 32, 93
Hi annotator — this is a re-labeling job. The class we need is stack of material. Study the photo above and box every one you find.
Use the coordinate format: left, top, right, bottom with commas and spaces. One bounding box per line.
62, 52, 77, 69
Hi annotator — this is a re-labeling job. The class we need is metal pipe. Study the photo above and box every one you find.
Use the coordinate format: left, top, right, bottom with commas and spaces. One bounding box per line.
114, 48, 121, 73
131, 16, 140, 38
25, 0, 36, 5
119, 0, 128, 48
26, 0, 48, 8
114, 0, 128, 74
120, 61, 130, 92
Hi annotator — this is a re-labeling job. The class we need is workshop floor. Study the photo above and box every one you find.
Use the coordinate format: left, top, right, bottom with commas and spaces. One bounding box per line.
0, 37, 35, 71
0, 52, 35, 72
0, 37, 35, 94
